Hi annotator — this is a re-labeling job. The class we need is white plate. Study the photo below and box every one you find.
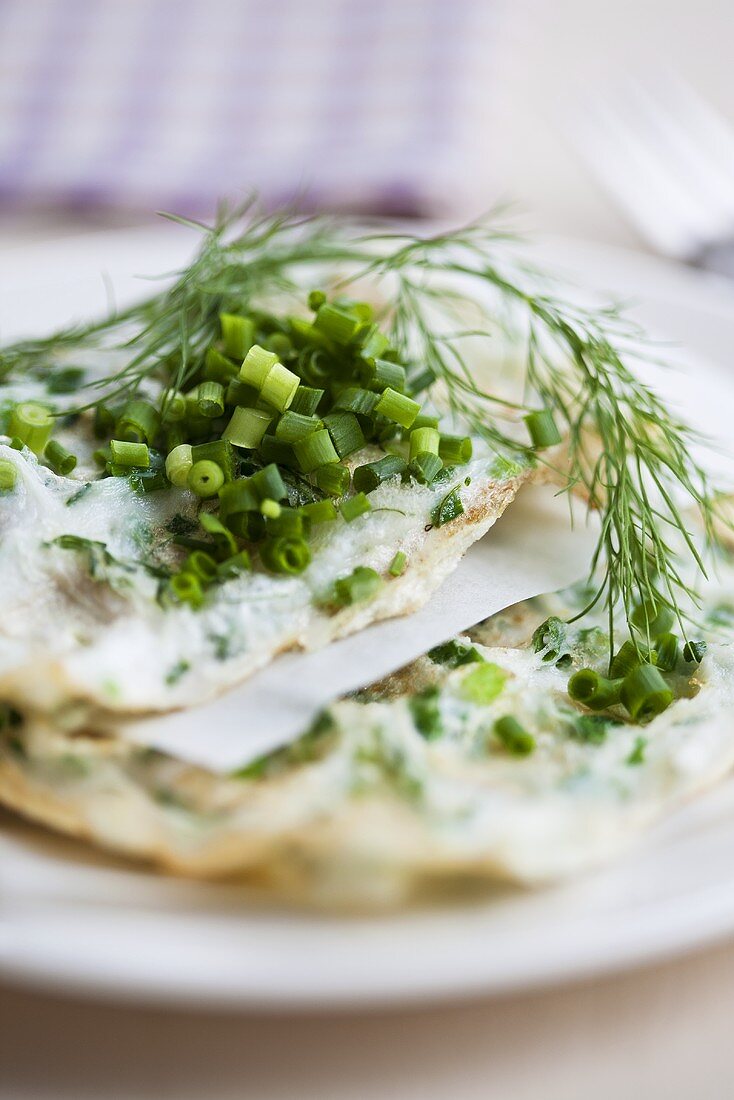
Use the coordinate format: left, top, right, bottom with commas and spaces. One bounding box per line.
2, 226, 734, 1010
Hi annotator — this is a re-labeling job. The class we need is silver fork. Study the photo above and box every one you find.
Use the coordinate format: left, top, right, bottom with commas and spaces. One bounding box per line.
570, 74, 734, 277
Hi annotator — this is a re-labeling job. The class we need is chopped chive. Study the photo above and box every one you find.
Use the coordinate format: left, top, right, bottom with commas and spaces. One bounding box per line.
110, 439, 150, 468
169, 572, 204, 609
188, 460, 225, 498
250, 463, 287, 502
323, 411, 365, 458
389, 550, 407, 576
290, 385, 324, 417
308, 289, 326, 311
439, 434, 473, 465
374, 387, 420, 429
260, 536, 311, 575
431, 485, 464, 528
626, 736, 647, 766
0, 458, 17, 491
619, 664, 673, 722
182, 550, 218, 585
654, 632, 679, 673
301, 499, 338, 524
294, 428, 339, 473
333, 386, 379, 417
683, 640, 707, 664
409, 426, 440, 461
116, 399, 160, 445
364, 359, 406, 393
525, 409, 562, 449
493, 716, 536, 756
240, 344, 279, 389
333, 565, 382, 607
165, 443, 193, 488
339, 492, 371, 522
203, 347, 239, 384
409, 452, 443, 485
568, 668, 622, 709
460, 662, 508, 704
353, 454, 407, 493
313, 303, 360, 344
532, 617, 568, 662
609, 639, 646, 679
220, 313, 255, 360
93, 404, 116, 439
429, 639, 483, 668
197, 381, 225, 418
46, 365, 84, 394
8, 402, 54, 454
409, 686, 443, 740
275, 411, 323, 444
315, 462, 350, 497
260, 363, 300, 413
44, 440, 77, 475
223, 406, 272, 449
217, 549, 252, 579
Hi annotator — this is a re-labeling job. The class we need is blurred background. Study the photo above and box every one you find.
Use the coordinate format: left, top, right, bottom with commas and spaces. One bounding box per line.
1, 0, 733, 254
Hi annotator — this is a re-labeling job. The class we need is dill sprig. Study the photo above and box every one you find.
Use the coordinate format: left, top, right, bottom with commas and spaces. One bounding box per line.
0, 201, 725, 647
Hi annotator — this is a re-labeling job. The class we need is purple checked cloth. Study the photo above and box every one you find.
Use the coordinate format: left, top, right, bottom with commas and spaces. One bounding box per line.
0, 0, 503, 217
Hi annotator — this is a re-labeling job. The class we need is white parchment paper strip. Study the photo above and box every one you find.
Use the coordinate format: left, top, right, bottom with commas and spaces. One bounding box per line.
120, 487, 597, 772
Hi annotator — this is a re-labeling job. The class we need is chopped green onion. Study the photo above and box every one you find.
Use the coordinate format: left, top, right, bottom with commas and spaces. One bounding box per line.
116, 399, 160, 445
389, 550, 407, 577
409, 452, 443, 485
110, 439, 150, 468
315, 462, 350, 497
290, 385, 324, 416
223, 406, 272, 449
683, 640, 707, 664
260, 498, 282, 520
197, 381, 225, 418
408, 413, 440, 434
493, 716, 536, 756
631, 599, 675, 638
333, 566, 381, 607
301, 499, 338, 524
165, 444, 193, 488
333, 387, 379, 417
460, 662, 508, 704
182, 550, 218, 585
217, 550, 252, 579
203, 347, 239, 384
655, 633, 679, 673
0, 459, 17, 491
275, 411, 322, 444
374, 387, 420, 429
169, 572, 204, 609
525, 409, 562, 449
323, 411, 365, 458
409, 686, 443, 740
266, 507, 306, 538
259, 434, 294, 466
93, 404, 116, 439
8, 403, 53, 454
364, 359, 406, 393
44, 440, 77, 475
339, 492, 371, 523
313, 303, 360, 344
294, 429, 339, 473
429, 639, 483, 668
532, 617, 568, 662
308, 289, 326, 311
568, 668, 623, 709
431, 485, 464, 528
439, 434, 473, 465
46, 366, 84, 395
260, 536, 311, 575
220, 313, 255, 360
218, 479, 259, 529
620, 663, 673, 722
226, 379, 259, 407
260, 364, 299, 413
250, 463, 287, 502
188, 460, 224, 498
353, 454, 407, 493
240, 345, 279, 389
189, 440, 235, 483
161, 390, 187, 423
409, 426, 440, 461
609, 639, 646, 679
